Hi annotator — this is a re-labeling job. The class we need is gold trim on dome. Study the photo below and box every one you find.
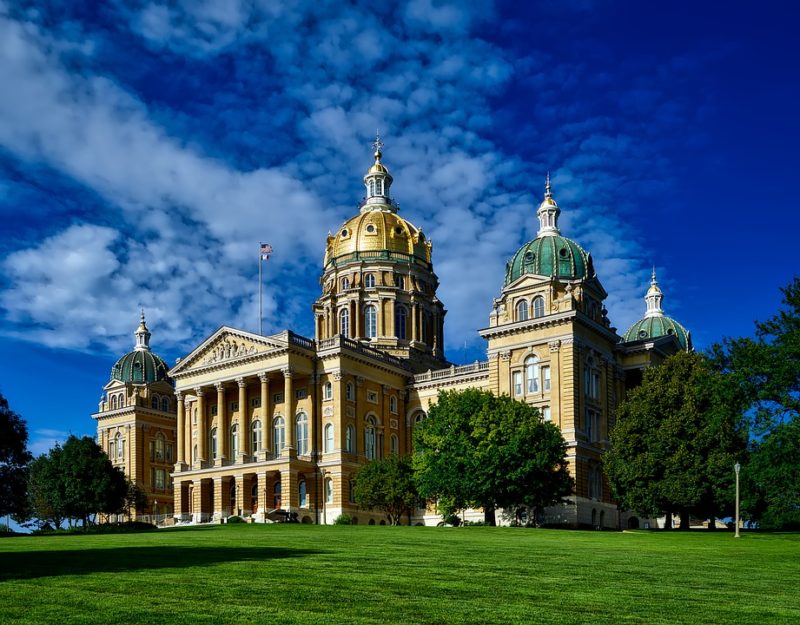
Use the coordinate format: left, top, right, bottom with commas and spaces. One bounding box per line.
326, 210, 431, 262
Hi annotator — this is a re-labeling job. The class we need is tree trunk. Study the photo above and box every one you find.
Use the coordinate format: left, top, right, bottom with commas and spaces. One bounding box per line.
679, 510, 690, 530
484, 506, 496, 526
707, 516, 717, 531
664, 510, 672, 530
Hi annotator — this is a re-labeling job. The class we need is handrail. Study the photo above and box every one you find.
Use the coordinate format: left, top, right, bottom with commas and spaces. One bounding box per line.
412, 360, 489, 383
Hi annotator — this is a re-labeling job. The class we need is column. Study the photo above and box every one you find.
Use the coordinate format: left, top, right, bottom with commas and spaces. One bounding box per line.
238, 378, 249, 459
283, 367, 295, 455
216, 382, 227, 465
354, 300, 361, 338
174, 480, 184, 520
213, 476, 224, 520
256, 471, 268, 518
308, 373, 318, 461
334, 371, 346, 451
411, 301, 418, 342
196, 388, 206, 464
176, 392, 185, 468
259, 372, 271, 457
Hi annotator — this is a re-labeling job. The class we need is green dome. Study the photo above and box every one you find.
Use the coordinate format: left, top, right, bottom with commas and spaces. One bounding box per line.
111, 349, 170, 384
622, 316, 692, 351
505, 235, 593, 286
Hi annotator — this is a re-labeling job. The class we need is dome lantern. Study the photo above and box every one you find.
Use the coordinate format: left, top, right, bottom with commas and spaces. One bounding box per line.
134, 309, 151, 351
622, 268, 692, 351
362, 132, 395, 210
644, 268, 664, 318
537, 172, 561, 237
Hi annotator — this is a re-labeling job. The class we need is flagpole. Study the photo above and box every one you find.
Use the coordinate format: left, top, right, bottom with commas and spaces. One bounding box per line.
259, 243, 263, 335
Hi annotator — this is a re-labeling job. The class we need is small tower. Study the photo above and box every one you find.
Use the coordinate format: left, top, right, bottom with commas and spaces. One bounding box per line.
362, 133, 395, 209
644, 268, 664, 318
134, 309, 152, 351
537, 173, 561, 237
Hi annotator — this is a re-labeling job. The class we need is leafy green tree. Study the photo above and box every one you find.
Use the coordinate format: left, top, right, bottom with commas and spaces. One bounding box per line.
741, 419, 800, 529
353, 455, 420, 525
605, 352, 748, 527
0, 392, 32, 520
414, 389, 573, 525
27, 446, 67, 529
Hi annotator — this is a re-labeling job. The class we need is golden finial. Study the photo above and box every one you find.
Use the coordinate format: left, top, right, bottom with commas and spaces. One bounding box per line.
545, 171, 552, 199
373, 130, 383, 162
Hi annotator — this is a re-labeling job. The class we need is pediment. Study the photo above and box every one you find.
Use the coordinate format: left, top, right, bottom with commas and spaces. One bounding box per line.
169, 326, 287, 376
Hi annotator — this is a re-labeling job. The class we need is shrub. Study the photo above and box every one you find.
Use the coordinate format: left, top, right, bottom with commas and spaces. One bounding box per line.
333, 514, 352, 525
226, 515, 246, 524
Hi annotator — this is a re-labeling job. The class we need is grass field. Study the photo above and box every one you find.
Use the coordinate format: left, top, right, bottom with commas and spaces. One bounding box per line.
1, 525, 798, 625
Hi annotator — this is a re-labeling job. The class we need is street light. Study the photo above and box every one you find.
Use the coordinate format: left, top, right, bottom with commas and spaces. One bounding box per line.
320, 468, 329, 526
734, 463, 741, 538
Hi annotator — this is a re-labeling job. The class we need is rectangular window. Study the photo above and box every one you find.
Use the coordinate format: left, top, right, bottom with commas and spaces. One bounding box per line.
273, 392, 284, 404
543, 367, 551, 392
542, 406, 551, 422
230, 401, 239, 412
166, 444, 173, 463
345, 383, 354, 401
251, 398, 261, 408
210, 405, 218, 417
367, 390, 378, 404
586, 409, 600, 442
149, 441, 155, 462
513, 371, 522, 397
593, 372, 601, 400
323, 383, 333, 401
155, 468, 165, 489
295, 388, 307, 400
390, 396, 398, 414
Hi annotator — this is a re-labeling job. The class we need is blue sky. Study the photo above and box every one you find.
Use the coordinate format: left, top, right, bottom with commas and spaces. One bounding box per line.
1, 0, 798, 457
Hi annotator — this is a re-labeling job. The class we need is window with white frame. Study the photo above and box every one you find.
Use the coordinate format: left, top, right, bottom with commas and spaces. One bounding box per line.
111, 395, 117, 410
364, 304, 377, 338
584, 356, 600, 400
151, 395, 159, 409
299, 480, 307, 507
394, 275, 405, 289
542, 366, 551, 392
325, 477, 333, 504
115, 432, 123, 459
273, 392, 284, 404
340, 308, 350, 338
533, 295, 545, 318
323, 382, 333, 401
210, 427, 218, 459
390, 395, 398, 413
542, 406, 552, 422
251, 420, 262, 453
155, 468, 166, 490
395, 304, 408, 340
513, 371, 522, 396
161, 397, 169, 412
365, 416, 376, 460
586, 408, 600, 442
367, 390, 378, 403
526, 356, 540, 393
346, 382, 354, 401
341, 277, 350, 290
516, 299, 529, 321
251, 398, 261, 408
364, 273, 376, 288
346, 424, 355, 453
324, 423, 334, 453
273, 417, 285, 454
155, 433, 165, 461
390, 434, 399, 455
296, 413, 309, 455
231, 423, 239, 458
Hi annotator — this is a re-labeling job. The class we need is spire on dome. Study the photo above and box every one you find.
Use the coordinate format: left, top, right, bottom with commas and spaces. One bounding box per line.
362, 131, 395, 211
537, 173, 561, 236
644, 268, 664, 318
134, 309, 152, 351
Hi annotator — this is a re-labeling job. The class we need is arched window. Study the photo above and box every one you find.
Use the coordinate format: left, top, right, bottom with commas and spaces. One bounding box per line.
364, 305, 377, 338
346, 383, 354, 401
533, 295, 545, 318
414, 412, 426, 425
230, 423, 240, 459
117, 394, 124, 408
526, 356, 540, 394
296, 413, 309, 456
340, 308, 350, 338
161, 397, 169, 412
395, 304, 408, 340
341, 277, 350, 290
346, 424, 355, 453
394, 274, 405, 289
151, 395, 159, 409
389, 395, 398, 413
111, 395, 117, 410
369, 180, 376, 196
364, 273, 375, 288
210, 427, 218, 460
365, 416, 376, 460
273, 417, 285, 455
390, 434, 399, 455
251, 419, 262, 453
115, 432, 123, 459
516, 299, 529, 321
274, 481, 282, 508
155, 433, 165, 461
299, 480, 307, 508
325, 477, 333, 504
323, 382, 333, 400
193, 444, 198, 462
324, 423, 334, 453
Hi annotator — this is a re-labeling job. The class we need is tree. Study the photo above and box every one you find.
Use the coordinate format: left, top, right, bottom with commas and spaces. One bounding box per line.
353, 455, 419, 525
413, 389, 573, 525
604, 352, 748, 527
26, 436, 128, 528
0, 392, 32, 521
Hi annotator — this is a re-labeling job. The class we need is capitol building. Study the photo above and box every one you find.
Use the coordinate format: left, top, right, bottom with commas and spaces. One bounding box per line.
92, 142, 691, 528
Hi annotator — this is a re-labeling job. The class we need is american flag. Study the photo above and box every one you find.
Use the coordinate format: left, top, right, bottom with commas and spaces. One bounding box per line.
260, 243, 273, 261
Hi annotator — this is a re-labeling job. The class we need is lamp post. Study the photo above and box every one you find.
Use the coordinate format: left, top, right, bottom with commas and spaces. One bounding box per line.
320, 468, 329, 525
154, 500, 159, 525
734, 463, 741, 538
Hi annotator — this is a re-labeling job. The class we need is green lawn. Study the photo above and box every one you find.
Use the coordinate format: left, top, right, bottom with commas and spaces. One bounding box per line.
1, 525, 798, 625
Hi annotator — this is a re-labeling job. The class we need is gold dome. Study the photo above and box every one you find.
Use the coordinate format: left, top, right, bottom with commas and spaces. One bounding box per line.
325, 210, 431, 267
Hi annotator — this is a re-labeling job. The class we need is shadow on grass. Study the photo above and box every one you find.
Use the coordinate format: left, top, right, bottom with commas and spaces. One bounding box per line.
0, 545, 321, 580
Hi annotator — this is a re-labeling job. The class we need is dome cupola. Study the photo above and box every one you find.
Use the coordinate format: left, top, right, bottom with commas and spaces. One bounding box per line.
505, 176, 594, 285
622, 269, 692, 350
111, 311, 171, 384
362, 133, 394, 209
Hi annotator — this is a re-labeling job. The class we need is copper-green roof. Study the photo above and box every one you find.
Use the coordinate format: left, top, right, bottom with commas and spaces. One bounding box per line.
622, 316, 692, 351
505, 235, 593, 285
111, 350, 170, 384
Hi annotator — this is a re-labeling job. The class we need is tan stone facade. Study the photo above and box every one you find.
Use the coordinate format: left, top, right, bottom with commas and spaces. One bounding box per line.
92, 149, 688, 528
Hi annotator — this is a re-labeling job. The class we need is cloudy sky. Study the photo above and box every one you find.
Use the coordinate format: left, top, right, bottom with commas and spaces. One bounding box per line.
1, 0, 798, 455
